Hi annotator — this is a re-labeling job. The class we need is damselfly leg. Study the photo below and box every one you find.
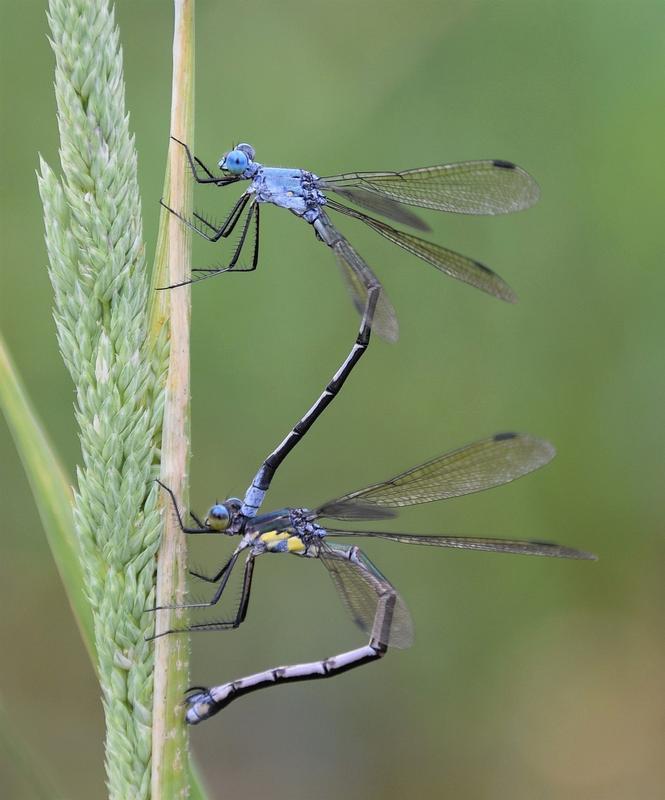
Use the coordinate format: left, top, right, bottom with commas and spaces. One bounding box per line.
171, 136, 242, 186
147, 553, 256, 641
157, 196, 259, 290
184, 544, 401, 724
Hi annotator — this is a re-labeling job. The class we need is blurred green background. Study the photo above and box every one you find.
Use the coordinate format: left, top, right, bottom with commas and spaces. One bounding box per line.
1, 1, 664, 798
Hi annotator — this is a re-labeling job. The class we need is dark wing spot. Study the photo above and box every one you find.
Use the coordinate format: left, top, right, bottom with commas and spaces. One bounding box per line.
494, 431, 517, 441
492, 159, 517, 170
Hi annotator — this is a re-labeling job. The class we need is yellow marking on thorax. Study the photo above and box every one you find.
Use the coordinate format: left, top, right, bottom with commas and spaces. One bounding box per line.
259, 530, 306, 553
286, 536, 306, 553
260, 530, 290, 544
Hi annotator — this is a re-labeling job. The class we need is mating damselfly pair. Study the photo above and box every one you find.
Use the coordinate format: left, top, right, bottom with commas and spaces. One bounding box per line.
156, 140, 594, 725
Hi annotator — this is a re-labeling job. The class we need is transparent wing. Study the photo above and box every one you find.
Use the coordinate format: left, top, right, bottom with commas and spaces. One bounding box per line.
323, 530, 596, 561
327, 199, 516, 303
322, 185, 431, 231
245, 510, 294, 536
324, 221, 399, 343
314, 501, 397, 522
319, 160, 540, 215
318, 542, 414, 648
316, 432, 555, 514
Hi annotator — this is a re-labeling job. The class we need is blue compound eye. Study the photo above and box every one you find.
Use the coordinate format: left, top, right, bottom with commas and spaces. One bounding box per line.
206, 503, 231, 531
220, 149, 249, 175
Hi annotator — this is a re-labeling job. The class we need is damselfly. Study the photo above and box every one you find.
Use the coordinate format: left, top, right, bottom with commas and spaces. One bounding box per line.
156, 432, 595, 723
161, 139, 539, 341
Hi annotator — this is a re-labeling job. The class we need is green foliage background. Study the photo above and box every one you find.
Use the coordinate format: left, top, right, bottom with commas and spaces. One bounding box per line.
1, 1, 663, 798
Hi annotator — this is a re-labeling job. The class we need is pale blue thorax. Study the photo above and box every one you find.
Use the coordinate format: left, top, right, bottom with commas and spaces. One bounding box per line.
221, 146, 327, 225
248, 166, 326, 223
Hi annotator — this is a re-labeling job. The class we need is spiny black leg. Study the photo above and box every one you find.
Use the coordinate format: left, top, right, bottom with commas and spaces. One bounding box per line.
173, 135, 215, 180
251, 201, 260, 268
147, 549, 240, 614
187, 554, 254, 626
186, 202, 259, 282
191, 265, 256, 274
159, 191, 250, 244
186, 554, 255, 628
190, 551, 238, 584
171, 136, 241, 186
187, 203, 260, 274
233, 555, 255, 626
156, 479, 211, 534
190, 208, 246, 238
215, 192, 253, 242
227, 200, 256, 269
191, 210, 222, 234
189, 510, 207, 528
156, 552, 242, 611
150, 555, 256, 639
157, 196, 254, 290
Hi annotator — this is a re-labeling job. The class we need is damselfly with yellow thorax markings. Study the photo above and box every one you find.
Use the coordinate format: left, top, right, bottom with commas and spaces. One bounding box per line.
155, 432, 594, 725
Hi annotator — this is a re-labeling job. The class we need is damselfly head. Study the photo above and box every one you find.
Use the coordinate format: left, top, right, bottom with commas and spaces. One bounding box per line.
205, 498, 242, 532
236, 143, 255, 160
219, 143, 255, 174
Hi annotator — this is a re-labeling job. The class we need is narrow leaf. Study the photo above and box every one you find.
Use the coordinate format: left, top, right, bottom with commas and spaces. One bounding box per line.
0, 331, 95, 661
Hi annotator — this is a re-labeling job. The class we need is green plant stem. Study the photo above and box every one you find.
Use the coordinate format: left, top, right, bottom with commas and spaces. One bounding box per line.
151, 2, 196, 799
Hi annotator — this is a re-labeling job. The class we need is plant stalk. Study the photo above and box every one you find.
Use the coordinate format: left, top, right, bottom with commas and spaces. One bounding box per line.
151, 2, 196, 798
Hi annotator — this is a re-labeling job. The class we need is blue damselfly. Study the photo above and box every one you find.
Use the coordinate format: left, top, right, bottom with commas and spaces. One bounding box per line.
161, 139, 539, 342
